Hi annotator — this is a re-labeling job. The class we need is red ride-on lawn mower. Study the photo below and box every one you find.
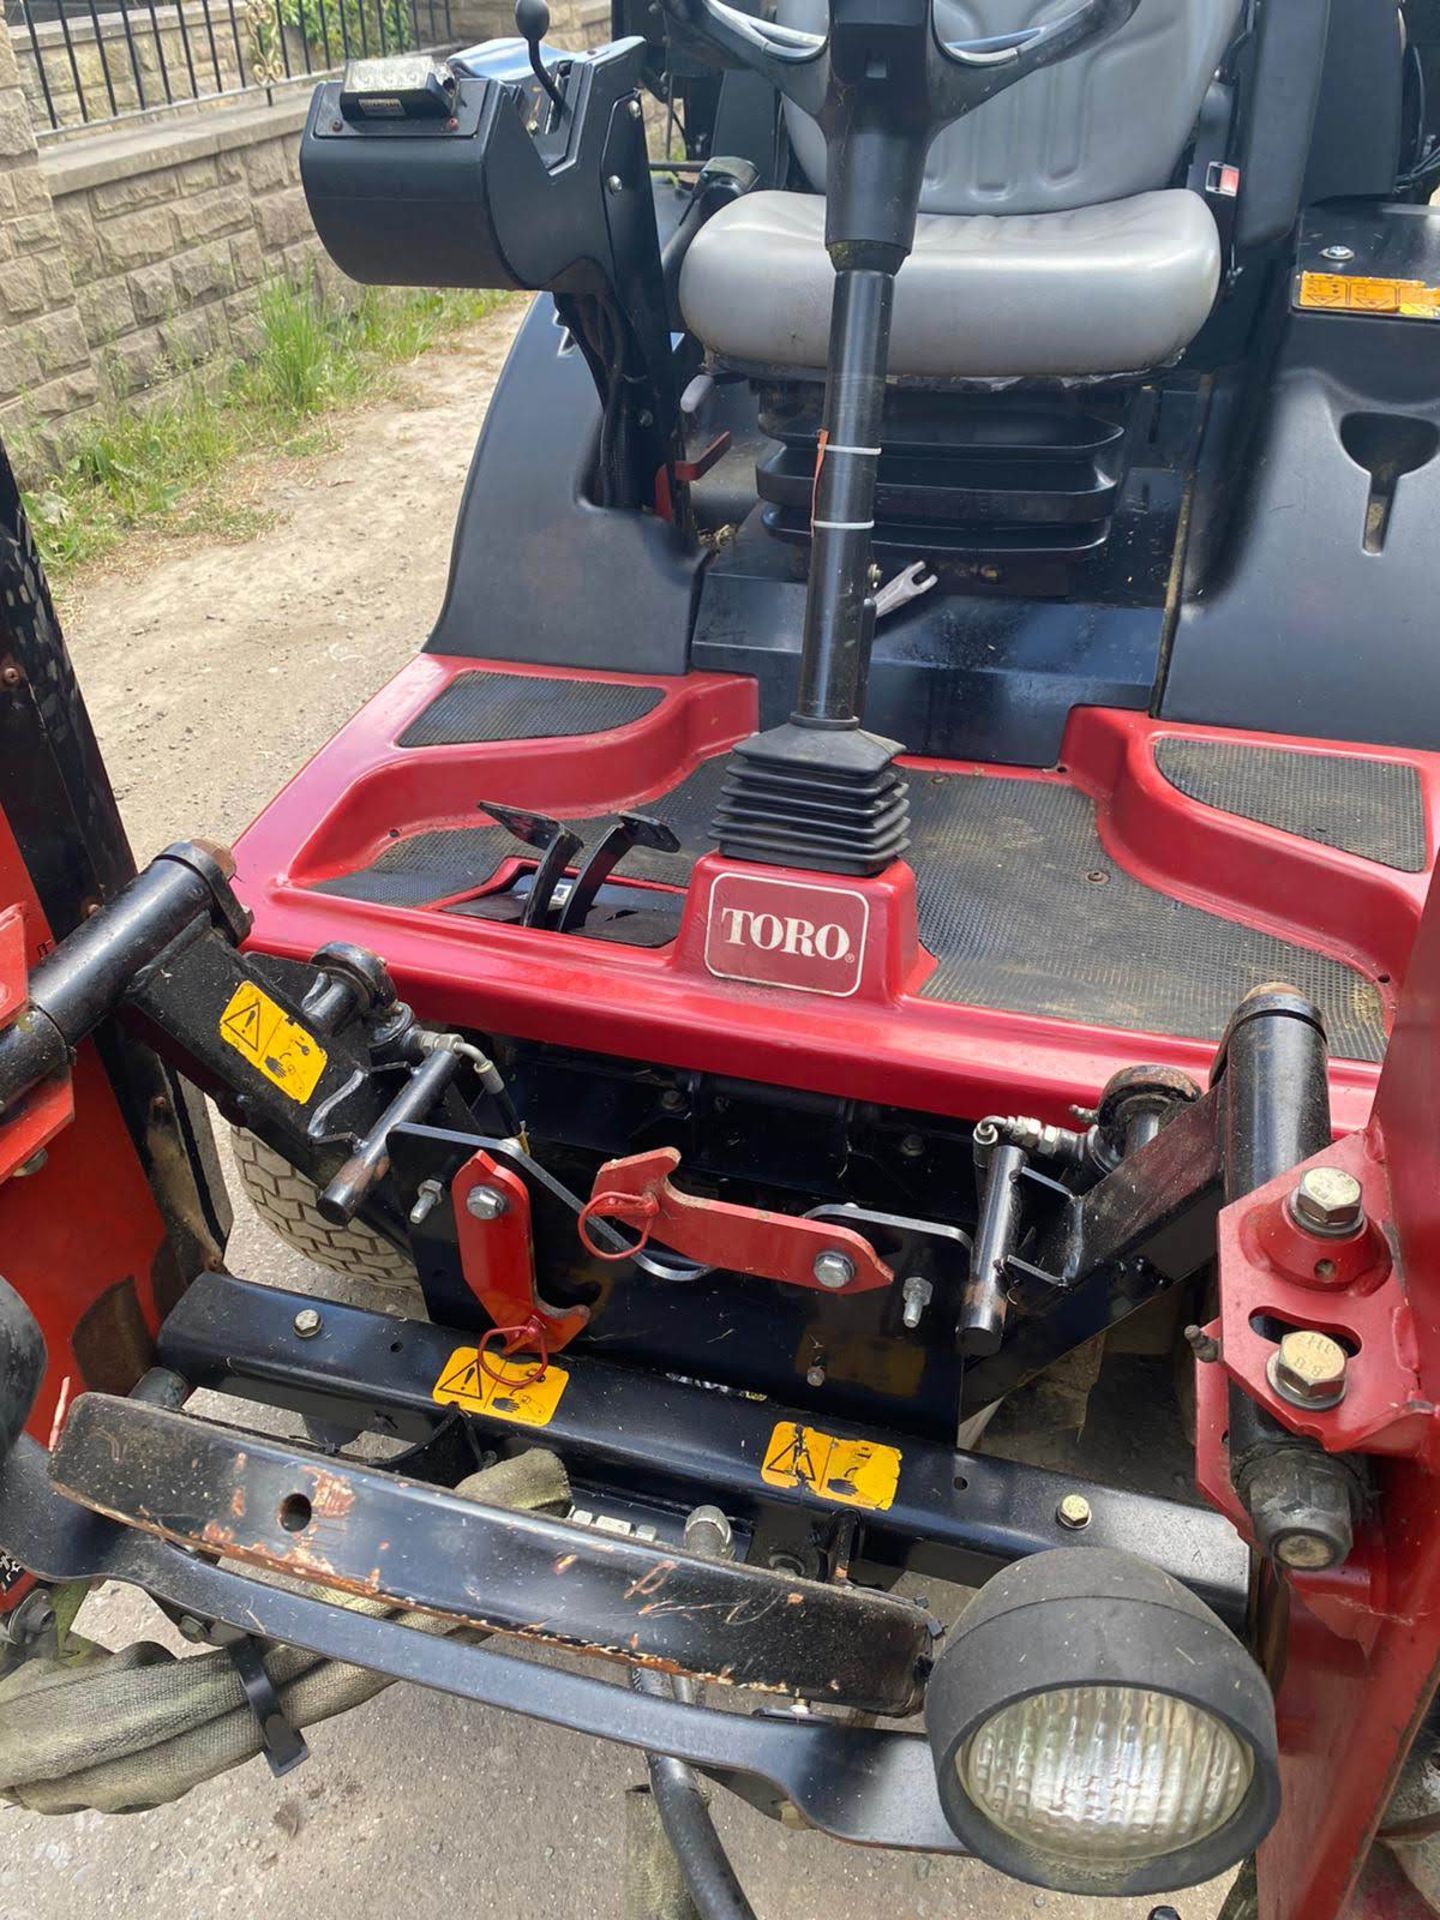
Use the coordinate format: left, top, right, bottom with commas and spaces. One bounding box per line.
8, 0, 1440, 1913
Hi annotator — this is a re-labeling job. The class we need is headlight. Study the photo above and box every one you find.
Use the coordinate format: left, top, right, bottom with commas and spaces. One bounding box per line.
925, 1549, 1279, 1896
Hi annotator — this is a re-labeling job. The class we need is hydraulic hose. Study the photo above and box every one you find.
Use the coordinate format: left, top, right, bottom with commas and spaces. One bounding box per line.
0, 1450, 570, 1814
629, 1668, 757, 1920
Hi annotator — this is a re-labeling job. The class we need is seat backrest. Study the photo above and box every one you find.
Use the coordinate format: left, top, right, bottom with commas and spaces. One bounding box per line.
781, 0, 1245, 215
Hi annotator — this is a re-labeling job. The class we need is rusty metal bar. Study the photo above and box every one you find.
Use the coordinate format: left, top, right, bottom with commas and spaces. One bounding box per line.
50, 1394, 932, 1715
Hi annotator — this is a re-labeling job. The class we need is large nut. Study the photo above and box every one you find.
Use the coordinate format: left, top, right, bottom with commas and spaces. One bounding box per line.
1290, 1167, 1365, 1238
1268, 1328, 1348, 1409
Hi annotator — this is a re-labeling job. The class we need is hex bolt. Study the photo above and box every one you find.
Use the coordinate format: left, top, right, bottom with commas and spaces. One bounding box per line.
627, 96, 643, 118
1184, 1323, 1221, 1364
898, 1131, 926, 1160
1290, 1166, 1365, 1238
465, 1185, 509, 1221
293, 1307, 323, 1340
901, 1275, 933, 1330
606, 173, 624, 194
805, 1365, 827, 1388
409, 1178, 445, 1227
683, 1503, 734, 1561
1267, 1329, 1348, 1410
812, 1249, 855, 1290
1056, 1493, 1092, 1530
1321, 243, 1355, 262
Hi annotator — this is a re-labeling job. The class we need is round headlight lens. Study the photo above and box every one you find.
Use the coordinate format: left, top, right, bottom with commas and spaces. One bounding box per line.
959, 1683, 1255, 1868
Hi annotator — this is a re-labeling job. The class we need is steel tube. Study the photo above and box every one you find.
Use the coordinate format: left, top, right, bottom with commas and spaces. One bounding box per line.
0, 846, 240, 1115
961, 1141, 1025, 1357
1218, 987, 1358, 1567
792, 267, 894, 727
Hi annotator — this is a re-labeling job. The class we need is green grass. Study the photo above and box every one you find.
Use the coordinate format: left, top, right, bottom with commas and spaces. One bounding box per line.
23, 278, 509, 581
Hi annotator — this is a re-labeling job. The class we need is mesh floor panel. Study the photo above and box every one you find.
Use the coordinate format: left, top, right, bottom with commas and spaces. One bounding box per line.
397, 673, 665, 748
315, 758, 1385, 1059
1154, 738, 1426, 872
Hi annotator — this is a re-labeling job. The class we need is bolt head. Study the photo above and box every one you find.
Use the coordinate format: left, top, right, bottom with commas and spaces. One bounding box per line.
1269, 1328, 1348, 1408
627, 96, 643, 118
683, 1503, 734, 1559
1320, 244, 1355, 263
1291, 1166, 1365, 1237
465, 1185, 509, 1221
812, 1249, 855, 1290
293, 1307, 322, 1339
805, 1365, 826, 1387
1056, 1493, 1092, 1530
1274, 1529, 1340, 1570
606, 173, 624, 194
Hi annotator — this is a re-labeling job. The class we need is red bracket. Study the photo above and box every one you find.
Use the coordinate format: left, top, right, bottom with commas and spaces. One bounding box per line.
1203, 1130, 1435, 1466
0, 903, 74, 1186
451, 1152, 590, 1361
580, 1147, 893, 1294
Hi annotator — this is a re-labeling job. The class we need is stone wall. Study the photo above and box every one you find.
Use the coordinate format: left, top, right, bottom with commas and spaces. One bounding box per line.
0, 26, 96, 453
0, 0, 609, 469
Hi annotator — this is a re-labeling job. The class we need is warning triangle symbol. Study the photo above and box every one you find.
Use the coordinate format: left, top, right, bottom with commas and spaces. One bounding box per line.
222, 991, 263, 1052
436, 1353, 481, 1398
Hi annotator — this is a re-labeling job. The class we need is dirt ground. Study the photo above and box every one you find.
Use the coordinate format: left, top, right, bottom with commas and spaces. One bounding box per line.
3, 302, 1225, 1920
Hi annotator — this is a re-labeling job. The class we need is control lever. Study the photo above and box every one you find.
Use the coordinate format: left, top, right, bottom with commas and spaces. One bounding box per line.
873, 560, 937, 622
514, 0, 565, 115
554, 812, 681, 933
478, 799, 583, 929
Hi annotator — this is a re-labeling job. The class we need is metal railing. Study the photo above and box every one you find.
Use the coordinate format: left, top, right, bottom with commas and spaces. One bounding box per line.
6, 0, 455, 135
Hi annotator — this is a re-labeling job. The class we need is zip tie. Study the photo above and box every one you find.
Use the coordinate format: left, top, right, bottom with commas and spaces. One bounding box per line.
822, 443, 881, 456
813, 519, 875, 531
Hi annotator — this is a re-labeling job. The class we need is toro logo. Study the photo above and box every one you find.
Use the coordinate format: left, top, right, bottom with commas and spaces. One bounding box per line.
704, 872, 869, 997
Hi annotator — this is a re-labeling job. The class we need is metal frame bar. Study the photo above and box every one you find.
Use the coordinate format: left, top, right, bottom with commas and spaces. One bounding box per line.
0, 1437, 964, 1853
159, 1271, 1251, 1625
51, 1393, 932, 1715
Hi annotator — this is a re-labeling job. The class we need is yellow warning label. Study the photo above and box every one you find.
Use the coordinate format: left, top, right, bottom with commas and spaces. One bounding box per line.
1298, 271, 1440, 318
760, 1421, 901, 1512
432, 1347, 569, 1427
217, 982, 327, 1103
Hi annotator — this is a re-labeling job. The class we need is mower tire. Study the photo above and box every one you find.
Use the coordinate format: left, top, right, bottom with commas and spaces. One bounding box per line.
230, 1129, 420, 1294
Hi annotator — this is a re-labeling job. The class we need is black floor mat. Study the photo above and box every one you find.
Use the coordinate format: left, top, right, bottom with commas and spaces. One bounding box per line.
398, 673, 664, 748
315, 758, 1385, 1059
1154, 738, 1426, 872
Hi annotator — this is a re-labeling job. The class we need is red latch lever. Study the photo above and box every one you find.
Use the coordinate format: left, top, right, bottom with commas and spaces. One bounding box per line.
580, 1148, 893, 1294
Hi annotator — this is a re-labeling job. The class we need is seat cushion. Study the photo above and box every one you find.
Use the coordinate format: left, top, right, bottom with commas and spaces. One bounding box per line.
678, 189, 1221, 379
